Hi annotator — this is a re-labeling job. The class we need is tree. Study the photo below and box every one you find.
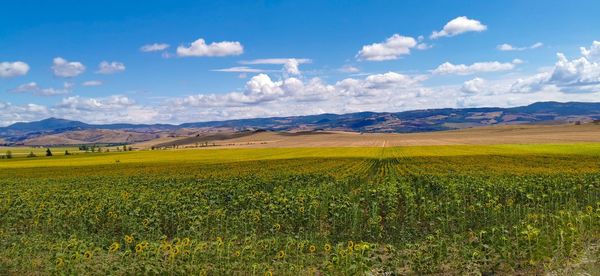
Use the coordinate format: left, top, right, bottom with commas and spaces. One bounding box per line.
27, 151, 36, 158
5, 150, 12, 159
46, 148, 53, 156
128, 146, 133, 151
64, 150, 70, 155
123, 145, 127, 152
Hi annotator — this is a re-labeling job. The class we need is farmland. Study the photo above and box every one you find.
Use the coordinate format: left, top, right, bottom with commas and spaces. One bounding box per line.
1, 145, 599, 274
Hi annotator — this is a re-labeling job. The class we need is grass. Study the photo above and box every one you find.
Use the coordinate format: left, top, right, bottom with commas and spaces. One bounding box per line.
0, 144, 599, 274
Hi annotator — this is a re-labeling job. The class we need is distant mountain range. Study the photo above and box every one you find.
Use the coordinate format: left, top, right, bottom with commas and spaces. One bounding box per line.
1, 101, 599, 145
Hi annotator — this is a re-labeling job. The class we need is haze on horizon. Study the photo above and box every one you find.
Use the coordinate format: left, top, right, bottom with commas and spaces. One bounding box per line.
2, 0, 600, 126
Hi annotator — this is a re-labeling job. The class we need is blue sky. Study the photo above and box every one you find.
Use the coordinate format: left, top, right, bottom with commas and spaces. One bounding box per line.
1, 0, 600, 125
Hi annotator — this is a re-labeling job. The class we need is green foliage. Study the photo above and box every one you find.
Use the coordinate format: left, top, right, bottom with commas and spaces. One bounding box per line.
0, 147, 598, 274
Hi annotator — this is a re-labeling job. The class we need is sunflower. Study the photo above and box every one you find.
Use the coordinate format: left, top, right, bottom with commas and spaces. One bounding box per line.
142, 218, 150, 227
124, 235, 133, 244
135, 244, 144, 254
264, 271, 273, 276
109, 242, 120, 253
273, 223, 281, 231
586, 205, 593, 213
55, 257, 64, 267
324, 243, 332, 252
347, 241, 354, 250
234, 250, 241, 257
299, 207, 305, 213
277, 250, 285, 259
83, 251, 93, 259
309, 245, 316, 253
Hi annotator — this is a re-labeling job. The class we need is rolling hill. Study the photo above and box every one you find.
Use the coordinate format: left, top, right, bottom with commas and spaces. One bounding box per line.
1, 101, 599, 146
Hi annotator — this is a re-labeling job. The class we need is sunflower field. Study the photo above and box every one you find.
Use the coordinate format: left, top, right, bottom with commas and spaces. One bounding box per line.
1, 145, 599, 274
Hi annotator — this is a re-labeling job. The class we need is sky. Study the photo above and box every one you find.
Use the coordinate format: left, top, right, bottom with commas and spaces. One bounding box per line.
1, 0, 600, 126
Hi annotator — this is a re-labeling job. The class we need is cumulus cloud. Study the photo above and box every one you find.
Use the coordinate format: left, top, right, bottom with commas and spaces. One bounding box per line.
51, 57, 86, 77
7, 41, 600, 126
461, 77, 486, 94
430, 16, 487, 39
580, 40, 600, 61
176, 38, 243, 57
432, 59, 521, 75
96, 61, 126, 74
497, 42, 543, 51
171, 71, 426, 118
140, 43, 170, 52
510, 41, 600, 93
510, 72, 551, 93
82, 80, 103, 86
0, 102, 50, 126
357, 34, 417, 61
0, 61, 30, 78
9, 81, 73, 96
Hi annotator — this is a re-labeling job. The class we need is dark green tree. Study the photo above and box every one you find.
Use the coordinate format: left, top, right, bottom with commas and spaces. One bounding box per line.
5, 150, 12, 159
46, 148, 53, 156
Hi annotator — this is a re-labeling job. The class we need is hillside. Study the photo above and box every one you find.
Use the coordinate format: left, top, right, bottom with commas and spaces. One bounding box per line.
1, 101, 599, 145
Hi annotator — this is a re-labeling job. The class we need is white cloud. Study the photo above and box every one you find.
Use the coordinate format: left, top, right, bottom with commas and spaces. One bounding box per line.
51, 57, 86, 77
239, 58, 311, 75
9, 81, 73, 96
497, 42, 543, 51
212, 66, 266, 73
510, 41, 600, 93
510, 72, 551, 93
0, 61, 30, 78
176, 38, 243, 57
357, 34, 417, 61
548, 53, 600, 91
416, 43, 432, 50
432, 59, 520, 75
0, 102, 50, 126
7, 41, 600, 126
10, 82, 40, 93
240, 58, 312, 65
97, 61, 125, 74
140, 43, 170, 52
580, 40, 600, 61
283, 59, 301, 75
82, 80, 103, 86
430, 16, 487, 39
461, 77, 486, 94
339, 65, 360, 73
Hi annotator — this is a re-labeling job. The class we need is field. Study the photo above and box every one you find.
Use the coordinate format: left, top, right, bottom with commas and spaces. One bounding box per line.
1, 144, 599, 274
133, 124, 600, 149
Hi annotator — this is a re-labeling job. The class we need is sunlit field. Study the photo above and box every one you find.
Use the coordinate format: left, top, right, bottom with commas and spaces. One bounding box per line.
1, 144, 599, 274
